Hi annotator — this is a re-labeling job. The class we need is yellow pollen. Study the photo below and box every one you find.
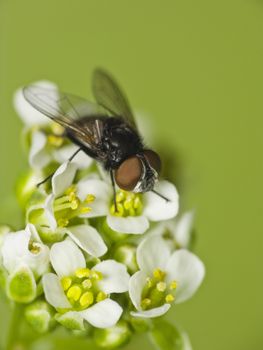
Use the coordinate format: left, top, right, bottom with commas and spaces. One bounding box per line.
65, 185, 76, 195
75, 268, 90, 278
68, 191, 76, 202
156, 282, 167, 292
141, 298, 152, 310
82, 279, 92, 289
116, 191, 125, 202
90, 270, 103, 280
80, 207, 92, 214
67, 285, 82, 301
51, 122, 65, 135
165, 294, 175, 303
85, 194, 95, 203
79, 291, 94, 307
57, 218, 69, 227
47, 135, 63, 147
153, 268, 166, 281
170, 281, 177, 290
70, 199, 79, 210
146, 277, 153, 288
96, 291, 107, 302
110, 203, 124, 216
61, 277, 72, 291
133, 196, 141, 209
123, 199, 132, 210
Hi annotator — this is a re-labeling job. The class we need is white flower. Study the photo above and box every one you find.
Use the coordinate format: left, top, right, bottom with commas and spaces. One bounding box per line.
2, 223, 49, 278
43, 240, 130, 329
77, 176, 179, 235
14, 80, 92, 170
14, 80, 56, 126
129, 235, 205, 318
27, 162, 107, 258
1, 224, 50, 303
149, 210, 195, 249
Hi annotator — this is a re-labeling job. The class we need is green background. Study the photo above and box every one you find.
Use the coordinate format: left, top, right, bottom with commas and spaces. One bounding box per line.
1, 1, 263, 349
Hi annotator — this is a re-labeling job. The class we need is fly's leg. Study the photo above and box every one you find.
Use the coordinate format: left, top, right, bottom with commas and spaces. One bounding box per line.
110, 169, 118, 212
36, 147, 82, 187
151, 189, 170, 202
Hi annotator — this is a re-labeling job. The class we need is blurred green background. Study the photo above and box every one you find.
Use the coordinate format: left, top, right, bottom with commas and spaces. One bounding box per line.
1, 0, 263, 349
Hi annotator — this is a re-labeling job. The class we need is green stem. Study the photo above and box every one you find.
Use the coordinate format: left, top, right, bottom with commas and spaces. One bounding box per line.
6, 303, 23, 350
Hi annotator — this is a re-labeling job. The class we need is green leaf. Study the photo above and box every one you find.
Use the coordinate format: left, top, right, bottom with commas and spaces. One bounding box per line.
149, 319, 183, 350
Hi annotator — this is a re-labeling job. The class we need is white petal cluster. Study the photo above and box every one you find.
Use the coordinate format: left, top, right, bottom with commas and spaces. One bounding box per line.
0, 80, 206, 347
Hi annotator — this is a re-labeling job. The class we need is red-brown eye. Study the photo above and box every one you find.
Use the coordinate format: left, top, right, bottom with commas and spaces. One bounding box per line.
143, 150, 161, 174
115, 156, 143, 191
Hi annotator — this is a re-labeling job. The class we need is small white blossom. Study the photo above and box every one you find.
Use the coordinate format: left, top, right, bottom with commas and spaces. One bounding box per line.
2, 223, 49, 278
149, 210, 195, 249
43, 240, 130, 328
129, 235, 205, 318
76, 176, 179, 235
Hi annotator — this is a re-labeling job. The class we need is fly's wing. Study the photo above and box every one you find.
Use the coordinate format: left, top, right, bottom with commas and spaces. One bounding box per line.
23, 85, 104, 152
92, 68, 138, 130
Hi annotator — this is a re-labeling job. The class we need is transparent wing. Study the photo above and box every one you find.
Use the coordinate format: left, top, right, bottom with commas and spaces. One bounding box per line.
23, 85, 104, 137
92, 68, 137, 129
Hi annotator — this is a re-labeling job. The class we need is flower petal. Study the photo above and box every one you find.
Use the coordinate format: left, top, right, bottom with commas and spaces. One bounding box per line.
143, 180, 179, 221
43, 194, 57, 231
14, 81, 57, 126
43, 273, 71, 308
50, 240, 85, 277
130, 304, 171, 318
77, 179, 111, 217
106, 215, 149, 234
67, 225, 107, 258
29, 131, 51, 169
94, 260, 130, 294
128, 270, 147, 310
80, 299, 122, 328
136, 235, 171, 275
165, 249, 205, 304
2, 229, 31, 273
173, 211, 195, 248
52, 162, 77, 197
53, 144, 93, 169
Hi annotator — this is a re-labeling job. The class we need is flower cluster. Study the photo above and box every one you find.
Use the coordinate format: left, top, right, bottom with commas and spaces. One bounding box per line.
0, 81, 205, 349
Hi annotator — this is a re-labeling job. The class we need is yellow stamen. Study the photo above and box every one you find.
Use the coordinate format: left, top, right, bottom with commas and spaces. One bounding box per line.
67, 285, 82, 301
80, 207, 91, 214
96, 291, 107, 302
90, 270, 103, 280
85, 194, 95, 203
75, 268, 90, 278
165, 294, 175, 303
57, 218, 69, 227
82, 279, 92, 289
156, 282, 167, 292
79, 291, 94, 307
146, 277, 153, 288
61, 277, 72, 291
170, 281, 177, 290
70, 199, 79, 210
153, 268, 166, 281
141, 298, 151, 310
47, 135, 63, 147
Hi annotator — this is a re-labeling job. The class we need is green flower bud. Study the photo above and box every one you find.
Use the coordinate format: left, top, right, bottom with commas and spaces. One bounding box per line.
55, 311, 85, 331
130, 317, 152, 333
25, 300, 56, 333
16, 170, 43, 209
113, 244, 138, 274
93, 320, 132, 349
7, 265, 37, 303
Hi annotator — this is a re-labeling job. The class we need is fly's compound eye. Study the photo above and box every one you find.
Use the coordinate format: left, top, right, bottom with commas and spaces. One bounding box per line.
115, 156, 143, 191
143, 150, 162, 175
